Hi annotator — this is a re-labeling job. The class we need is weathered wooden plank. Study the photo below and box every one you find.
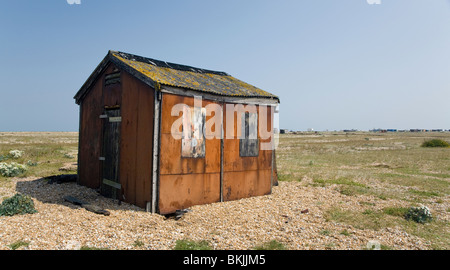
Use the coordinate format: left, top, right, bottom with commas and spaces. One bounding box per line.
63, 196, 110, 216
63, 196, 86, 206
103, 178, 122, 190
101, 108, 121, 200
119, 72, 139, 205
78, 68, 104, 189
135, 75, 154, 209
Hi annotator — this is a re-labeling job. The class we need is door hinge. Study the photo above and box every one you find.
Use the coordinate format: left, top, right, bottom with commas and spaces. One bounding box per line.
109, 116, 122, 123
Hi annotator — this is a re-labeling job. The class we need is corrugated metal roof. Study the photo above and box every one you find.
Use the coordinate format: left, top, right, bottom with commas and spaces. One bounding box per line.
74, 50, 279, 104
111, 51, 278, 100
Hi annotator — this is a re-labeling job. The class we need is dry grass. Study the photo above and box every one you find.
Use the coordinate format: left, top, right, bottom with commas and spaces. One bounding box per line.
0, 132, 78, 181
277, 131, 450, 249
0, 131, 448, 250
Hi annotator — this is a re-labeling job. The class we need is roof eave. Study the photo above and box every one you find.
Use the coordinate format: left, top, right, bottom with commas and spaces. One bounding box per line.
74, 51, 160, 105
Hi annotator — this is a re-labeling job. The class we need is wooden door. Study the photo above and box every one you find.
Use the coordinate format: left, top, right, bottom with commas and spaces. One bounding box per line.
101, 108, 122, 200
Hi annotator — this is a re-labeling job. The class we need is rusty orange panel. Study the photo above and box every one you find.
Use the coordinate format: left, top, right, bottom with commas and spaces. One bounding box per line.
161, 93, 223, 135
160, 133, 211, 175
223, 137, 238, 171
204, 138, 220, 173
256, 169, 272, 196
159, 94, 221, 175
257, 104, 273, 138
258, 149, 273, 170
161, 94, 192, 135
160, 133, 183, 175
223, 170, 271, 202
182, 156, 206, 175
159, 173, 220, 214
223, 138, 259, 172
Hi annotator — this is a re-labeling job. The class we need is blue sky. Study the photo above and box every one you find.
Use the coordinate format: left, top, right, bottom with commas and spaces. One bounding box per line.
1, 0, 449, 131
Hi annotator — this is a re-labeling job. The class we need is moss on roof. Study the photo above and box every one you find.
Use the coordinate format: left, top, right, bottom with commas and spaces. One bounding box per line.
110, 51, 278, 100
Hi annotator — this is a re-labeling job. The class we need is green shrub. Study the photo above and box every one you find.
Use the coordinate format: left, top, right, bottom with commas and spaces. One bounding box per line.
253, 240, 286, 250
0, 193, 37, 216
26, 160, 38, 167
173, 239, 212, 250
9, 150, 24, 159
405, 206, 432, 224
0, 162, 27, 177
133, 240, 145, 247
80, 246, 109, 250
421, 139, 449, 148
8, 240, 30, 250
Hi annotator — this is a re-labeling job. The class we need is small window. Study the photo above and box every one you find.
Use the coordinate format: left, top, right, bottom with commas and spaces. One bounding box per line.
239, 112, 259, 157
181, 106, 206, 158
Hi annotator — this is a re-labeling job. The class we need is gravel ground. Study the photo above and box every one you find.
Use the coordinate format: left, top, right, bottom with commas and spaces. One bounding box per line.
0, 177, 435, 250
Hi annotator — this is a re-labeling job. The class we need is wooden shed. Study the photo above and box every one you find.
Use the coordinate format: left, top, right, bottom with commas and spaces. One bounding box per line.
74, 50, 280, 214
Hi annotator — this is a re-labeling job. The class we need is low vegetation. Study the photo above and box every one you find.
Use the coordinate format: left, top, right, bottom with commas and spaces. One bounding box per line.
0, 132, 78, 182
405, 206, 433, 224
421, 139, 449, 148
0, 193, 37, 216
8, 240, 30, 250
277, 131, 450, 249
80, 246, 110, 250
253, 240, 286, 250
173, 239, 212, 250
0, 162, 28, 177
0, 131, 448, 250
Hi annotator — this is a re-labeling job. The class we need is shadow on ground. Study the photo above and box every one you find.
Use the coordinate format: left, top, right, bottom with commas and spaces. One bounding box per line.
13, 175, 142, 213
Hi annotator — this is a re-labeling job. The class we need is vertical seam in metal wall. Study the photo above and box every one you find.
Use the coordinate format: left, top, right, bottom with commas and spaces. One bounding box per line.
270, 105, 274, 194
156, 92, 163, 213
151, 88, 161, 213
220, 102, 224, 202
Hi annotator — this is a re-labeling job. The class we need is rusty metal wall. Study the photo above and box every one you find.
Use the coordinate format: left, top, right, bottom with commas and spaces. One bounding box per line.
158, 94, 274, 214
222, 104, 273, 202
158, 94, 221, 214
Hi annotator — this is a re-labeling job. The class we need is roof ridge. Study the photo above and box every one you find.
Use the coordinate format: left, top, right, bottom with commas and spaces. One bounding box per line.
110, 50, 229, 76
